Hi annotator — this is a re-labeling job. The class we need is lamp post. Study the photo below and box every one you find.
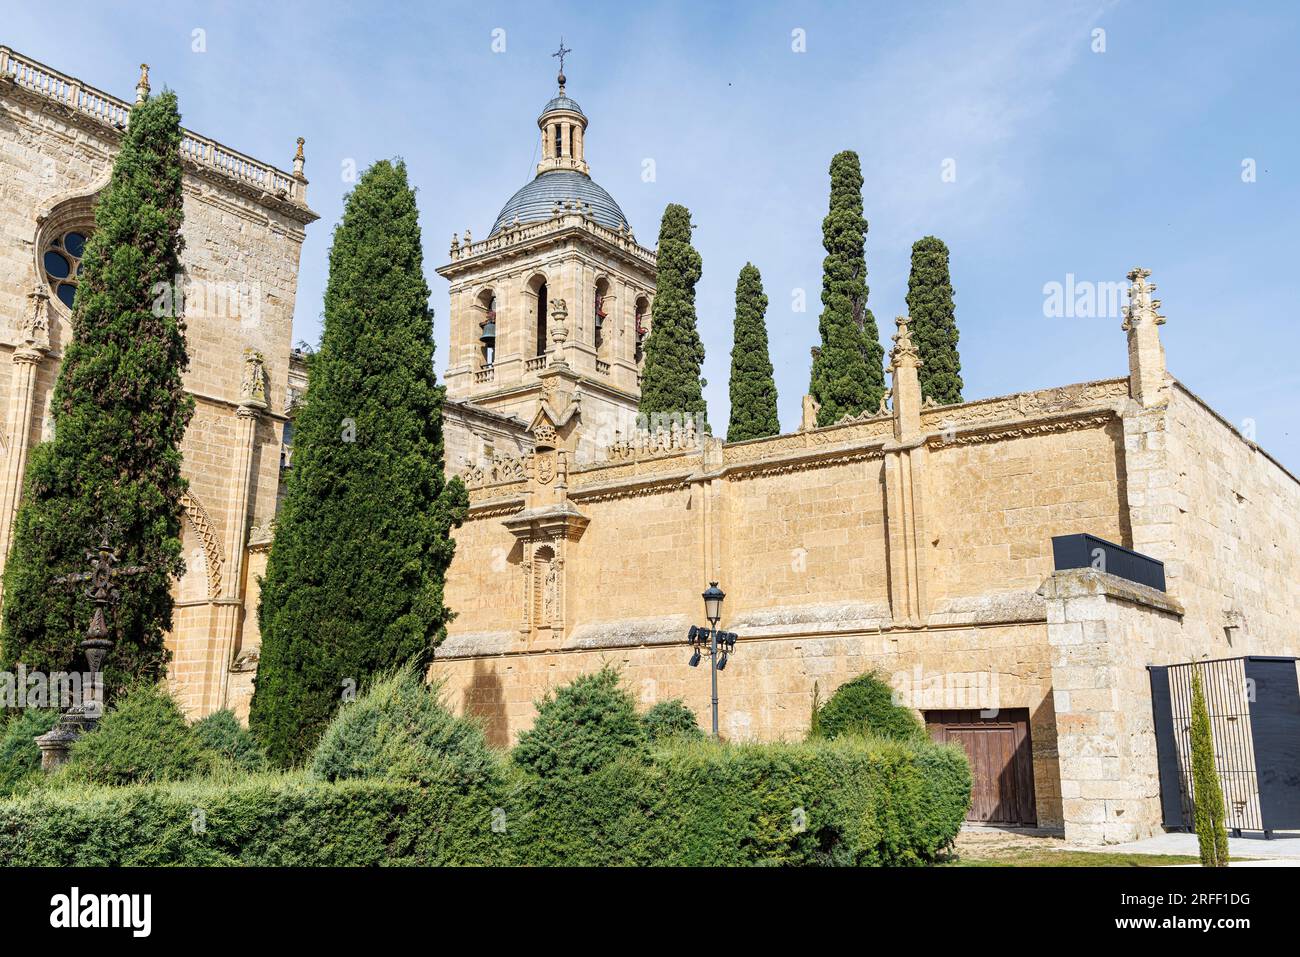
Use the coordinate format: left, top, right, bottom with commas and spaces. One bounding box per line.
687, 582, 738, 739
34, 531, 147, 770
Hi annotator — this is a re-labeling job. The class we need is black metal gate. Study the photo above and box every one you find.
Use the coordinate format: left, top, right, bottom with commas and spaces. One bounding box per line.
1149, 656, 1300, 837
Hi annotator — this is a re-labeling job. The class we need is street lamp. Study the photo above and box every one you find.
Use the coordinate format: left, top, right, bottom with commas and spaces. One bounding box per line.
686, 582, 738, 739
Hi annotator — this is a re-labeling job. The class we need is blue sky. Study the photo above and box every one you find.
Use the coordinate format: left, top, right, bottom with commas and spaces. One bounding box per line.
7, 1, 1299, 468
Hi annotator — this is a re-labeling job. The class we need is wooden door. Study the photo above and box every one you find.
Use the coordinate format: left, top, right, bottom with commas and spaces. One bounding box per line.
926, 708, 1037, 826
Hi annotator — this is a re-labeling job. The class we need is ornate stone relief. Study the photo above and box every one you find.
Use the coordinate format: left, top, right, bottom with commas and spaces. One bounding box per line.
605, 413, 699, 461
240, 348, 268, 408
464, 453, 529, 489
179, 490, 224, 598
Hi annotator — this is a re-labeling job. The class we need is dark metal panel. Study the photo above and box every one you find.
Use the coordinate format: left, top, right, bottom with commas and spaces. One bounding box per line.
1245, 657, 1300, 831
1148, 666, 1186, 828
1051, 533, 1166, 591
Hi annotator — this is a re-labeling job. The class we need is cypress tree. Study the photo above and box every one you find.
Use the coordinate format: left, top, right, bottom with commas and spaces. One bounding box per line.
726, 263, 779, 442
0, 91, 192, 702
906, 236, 963, 405
638, 204, 707, 429
1190, 668, 1230, 867
249, 160, 468, 766
808, 151, 884, 426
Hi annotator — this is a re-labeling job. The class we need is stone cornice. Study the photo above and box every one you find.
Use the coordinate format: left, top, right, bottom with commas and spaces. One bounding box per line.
466, 495, 526, 519
0, 46, 318, 226
1037, 567, 1184, 617
438, 213, 656, 280
923, 409, 1117, 449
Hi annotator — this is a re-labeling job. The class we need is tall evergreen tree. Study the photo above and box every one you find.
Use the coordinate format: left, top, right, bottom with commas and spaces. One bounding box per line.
249, 160, 468, 766
808, 151, 884, 426
0, 91, 192, 702
906, 235, 963, 404
726, 263, 779, 442
638, 204, 707, 429
1190, 667, 1230, 867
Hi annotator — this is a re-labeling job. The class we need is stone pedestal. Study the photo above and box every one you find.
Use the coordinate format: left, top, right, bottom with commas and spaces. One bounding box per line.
1039, 567, 1185, 843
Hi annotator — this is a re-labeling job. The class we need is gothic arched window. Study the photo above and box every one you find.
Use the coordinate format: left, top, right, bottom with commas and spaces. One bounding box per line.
43, 228, 92, 311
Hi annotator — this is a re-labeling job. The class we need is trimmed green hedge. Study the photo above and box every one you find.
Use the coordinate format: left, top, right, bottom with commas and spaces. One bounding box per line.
0, 735, 970, 867
0, 773, 502, 867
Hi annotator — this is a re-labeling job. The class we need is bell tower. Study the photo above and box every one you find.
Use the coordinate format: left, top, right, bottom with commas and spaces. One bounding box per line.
437, 50, 657, 466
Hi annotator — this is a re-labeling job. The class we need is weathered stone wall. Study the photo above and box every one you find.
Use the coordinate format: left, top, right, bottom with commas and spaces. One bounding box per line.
1163, 383, 1300, 657
435, 614, 1064, 826
437, 382, 1142, 839
1042, 568, 1186, 843
0, 58, 314, 718
926, 420, 1129, 602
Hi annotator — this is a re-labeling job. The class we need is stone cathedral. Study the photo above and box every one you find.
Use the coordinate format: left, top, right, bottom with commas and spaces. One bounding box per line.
2, 47, 1298, 845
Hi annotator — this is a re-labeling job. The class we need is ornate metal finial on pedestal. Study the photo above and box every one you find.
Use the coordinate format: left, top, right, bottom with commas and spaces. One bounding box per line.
135, 63, 150, 104
552, 38, 572, 91
35, 528, 149, 770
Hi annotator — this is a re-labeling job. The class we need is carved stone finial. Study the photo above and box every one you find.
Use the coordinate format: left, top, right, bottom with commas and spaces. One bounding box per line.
135, 63, 150, 104
293, 137, 306, 178
1122, 266, 1169, 407
887, 315, 921, 371
1121, 266, 1165, 332
240, 348, 268, 409
464, 227, 472, 245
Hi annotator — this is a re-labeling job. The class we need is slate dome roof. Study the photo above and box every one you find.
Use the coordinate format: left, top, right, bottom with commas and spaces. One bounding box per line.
539, 94, 584, 118
489, 170, 628, 236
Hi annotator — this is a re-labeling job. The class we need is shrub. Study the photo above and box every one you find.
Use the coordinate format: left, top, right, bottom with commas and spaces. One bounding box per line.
816, 672, 926, 742
512, 666, 648, 777
0, 772, 507, 866
310, 664, 498, 790
641, 699, 704, 743
190, 710, 268, 773
0, 709, 59, 797
513, 735, 971, 867
0, 670, 971, 867
0, 734, 970, 867
60, 683, 210, 787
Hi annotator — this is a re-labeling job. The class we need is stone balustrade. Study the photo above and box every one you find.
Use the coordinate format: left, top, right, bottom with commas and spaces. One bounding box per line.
448, 207, 656, 267
0, 46, 308, 206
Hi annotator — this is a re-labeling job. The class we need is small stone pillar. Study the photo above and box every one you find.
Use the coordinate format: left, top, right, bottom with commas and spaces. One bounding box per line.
799, 394, 820, 432
1122, 267, 1168, 408
888, 315, 922, 442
